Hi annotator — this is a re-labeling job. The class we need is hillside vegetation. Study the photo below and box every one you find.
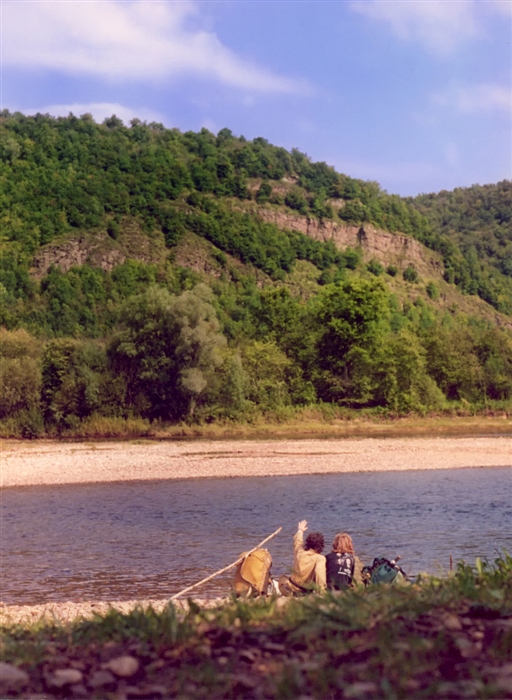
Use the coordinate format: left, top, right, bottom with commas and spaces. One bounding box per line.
409, 181, 512, 310
0, 111, 511, 437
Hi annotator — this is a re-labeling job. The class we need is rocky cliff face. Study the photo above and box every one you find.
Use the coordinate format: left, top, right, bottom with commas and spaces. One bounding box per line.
31, 226, 168, 279
31, 208, 443, 281
257, 208, 443, 277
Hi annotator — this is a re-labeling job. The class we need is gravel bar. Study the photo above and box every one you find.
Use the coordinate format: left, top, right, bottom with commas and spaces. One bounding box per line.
1, 436, 511, 488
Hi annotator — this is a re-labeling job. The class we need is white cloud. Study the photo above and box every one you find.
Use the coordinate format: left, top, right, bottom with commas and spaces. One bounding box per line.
3, 0, 304, 94
17, 103, 168, 125
433, 84, 512, 113
349, 0, 479, 55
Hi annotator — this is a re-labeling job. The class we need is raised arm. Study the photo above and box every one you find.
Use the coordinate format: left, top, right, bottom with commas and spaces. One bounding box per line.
293, 520, 308, 554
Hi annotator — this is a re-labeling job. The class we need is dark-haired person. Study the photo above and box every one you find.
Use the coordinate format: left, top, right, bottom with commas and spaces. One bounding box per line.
280, 519, 326, 595
325, 532, 364, 590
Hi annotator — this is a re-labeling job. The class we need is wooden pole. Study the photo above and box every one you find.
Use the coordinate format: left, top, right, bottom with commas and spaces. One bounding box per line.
169, 526, 282, 600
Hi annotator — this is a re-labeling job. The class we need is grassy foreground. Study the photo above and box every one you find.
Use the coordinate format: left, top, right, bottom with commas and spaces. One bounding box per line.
1, 557, 511, 699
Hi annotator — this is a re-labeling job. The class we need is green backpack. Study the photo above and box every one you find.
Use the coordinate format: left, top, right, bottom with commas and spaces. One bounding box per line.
363, 557, 408, 586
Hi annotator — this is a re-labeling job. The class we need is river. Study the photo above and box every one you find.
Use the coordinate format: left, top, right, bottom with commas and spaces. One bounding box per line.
1, 466, 510, 604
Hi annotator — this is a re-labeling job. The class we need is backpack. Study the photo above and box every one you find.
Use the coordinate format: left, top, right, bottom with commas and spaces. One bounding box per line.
326, 552, 355, 589
232, 548, 273, 597
362, 556, 407, 586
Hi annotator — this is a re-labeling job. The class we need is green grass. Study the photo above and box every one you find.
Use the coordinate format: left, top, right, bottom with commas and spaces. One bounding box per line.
2, 554, 511, 698
2, 404, 510, 442
135, 403, 512, 440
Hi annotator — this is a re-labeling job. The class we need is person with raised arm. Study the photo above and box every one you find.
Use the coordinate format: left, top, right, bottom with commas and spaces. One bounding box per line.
279, 519, 326, 595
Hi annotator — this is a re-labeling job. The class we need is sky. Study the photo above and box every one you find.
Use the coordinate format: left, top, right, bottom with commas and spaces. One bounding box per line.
1, 0, 511, 196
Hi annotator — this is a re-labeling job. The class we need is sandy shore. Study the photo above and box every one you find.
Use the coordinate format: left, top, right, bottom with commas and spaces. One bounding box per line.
1, 436, 511, 488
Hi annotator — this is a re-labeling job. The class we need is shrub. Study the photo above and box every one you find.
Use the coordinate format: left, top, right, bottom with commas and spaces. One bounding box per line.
269, 192, 284, 205
367, 258, 384, 276
403, 264, 419, 283
284, 188, 308, 215
255, 181, 273, 203
18, 409, 45, 438
426, 281, 439, 299
342, 247, 362, 270
107, 219, 120, 239
0, 409, 44, 439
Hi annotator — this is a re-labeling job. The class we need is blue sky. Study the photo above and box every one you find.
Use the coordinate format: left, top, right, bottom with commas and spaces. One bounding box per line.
2, 0, 511, 196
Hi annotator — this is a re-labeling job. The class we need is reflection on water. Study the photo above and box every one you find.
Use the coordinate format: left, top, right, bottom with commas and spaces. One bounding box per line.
1, 467, 511, 604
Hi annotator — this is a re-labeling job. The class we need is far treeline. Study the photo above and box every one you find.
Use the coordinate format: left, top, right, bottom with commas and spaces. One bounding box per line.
0, 112, 511, 436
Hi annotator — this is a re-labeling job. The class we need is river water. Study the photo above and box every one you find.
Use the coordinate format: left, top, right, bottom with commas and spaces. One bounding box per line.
1, 466, 511, 604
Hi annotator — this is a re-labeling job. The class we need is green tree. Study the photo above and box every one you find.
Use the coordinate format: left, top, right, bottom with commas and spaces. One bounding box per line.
311, 278, 389, 404
240, 340, 293, 411
0, 330, 43, 433
201, 348, 248, 420
423, 326, 484, 402
474, 327, 512, 401
109, 284, 226, 420
41, 339, 108, 430
373, 330, 444, 411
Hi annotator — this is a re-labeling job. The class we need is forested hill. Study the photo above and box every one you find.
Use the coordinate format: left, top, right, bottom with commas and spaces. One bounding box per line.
1, 111, 511, 314
409, 182, 512, 300
1, 111, 512, 436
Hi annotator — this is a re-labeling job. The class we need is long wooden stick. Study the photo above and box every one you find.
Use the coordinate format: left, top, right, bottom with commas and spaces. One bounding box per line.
170, 526, 282, 600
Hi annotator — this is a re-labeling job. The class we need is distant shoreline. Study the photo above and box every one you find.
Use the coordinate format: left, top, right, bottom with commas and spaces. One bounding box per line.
2, 436, 510, 488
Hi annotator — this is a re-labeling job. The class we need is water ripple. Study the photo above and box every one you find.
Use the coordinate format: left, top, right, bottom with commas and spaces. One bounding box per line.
1, 467, 511, 604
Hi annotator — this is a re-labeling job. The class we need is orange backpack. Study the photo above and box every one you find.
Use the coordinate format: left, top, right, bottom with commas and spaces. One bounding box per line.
232, 548, 273, 597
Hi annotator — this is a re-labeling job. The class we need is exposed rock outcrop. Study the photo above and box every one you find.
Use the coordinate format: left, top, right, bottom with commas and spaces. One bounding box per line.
31, 226, 168, 279
258, 208, 443, 276
30, 209, 443, 282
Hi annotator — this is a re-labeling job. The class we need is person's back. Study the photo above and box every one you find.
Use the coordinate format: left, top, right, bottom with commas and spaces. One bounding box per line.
290, 520, 326, 592
325, 551, 355, 589
326, 532, 363, 590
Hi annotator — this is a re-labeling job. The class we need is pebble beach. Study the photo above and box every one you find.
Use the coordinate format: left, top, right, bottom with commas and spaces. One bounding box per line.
2, 435, 511, 488
0, 597, 225, 626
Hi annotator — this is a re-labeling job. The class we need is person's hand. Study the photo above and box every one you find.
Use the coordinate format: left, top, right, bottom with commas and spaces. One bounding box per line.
298, 520, 308, 532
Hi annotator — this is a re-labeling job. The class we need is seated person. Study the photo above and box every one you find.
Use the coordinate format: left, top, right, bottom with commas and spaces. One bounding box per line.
281, 519, 326, 594
325, 532, 364, 590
